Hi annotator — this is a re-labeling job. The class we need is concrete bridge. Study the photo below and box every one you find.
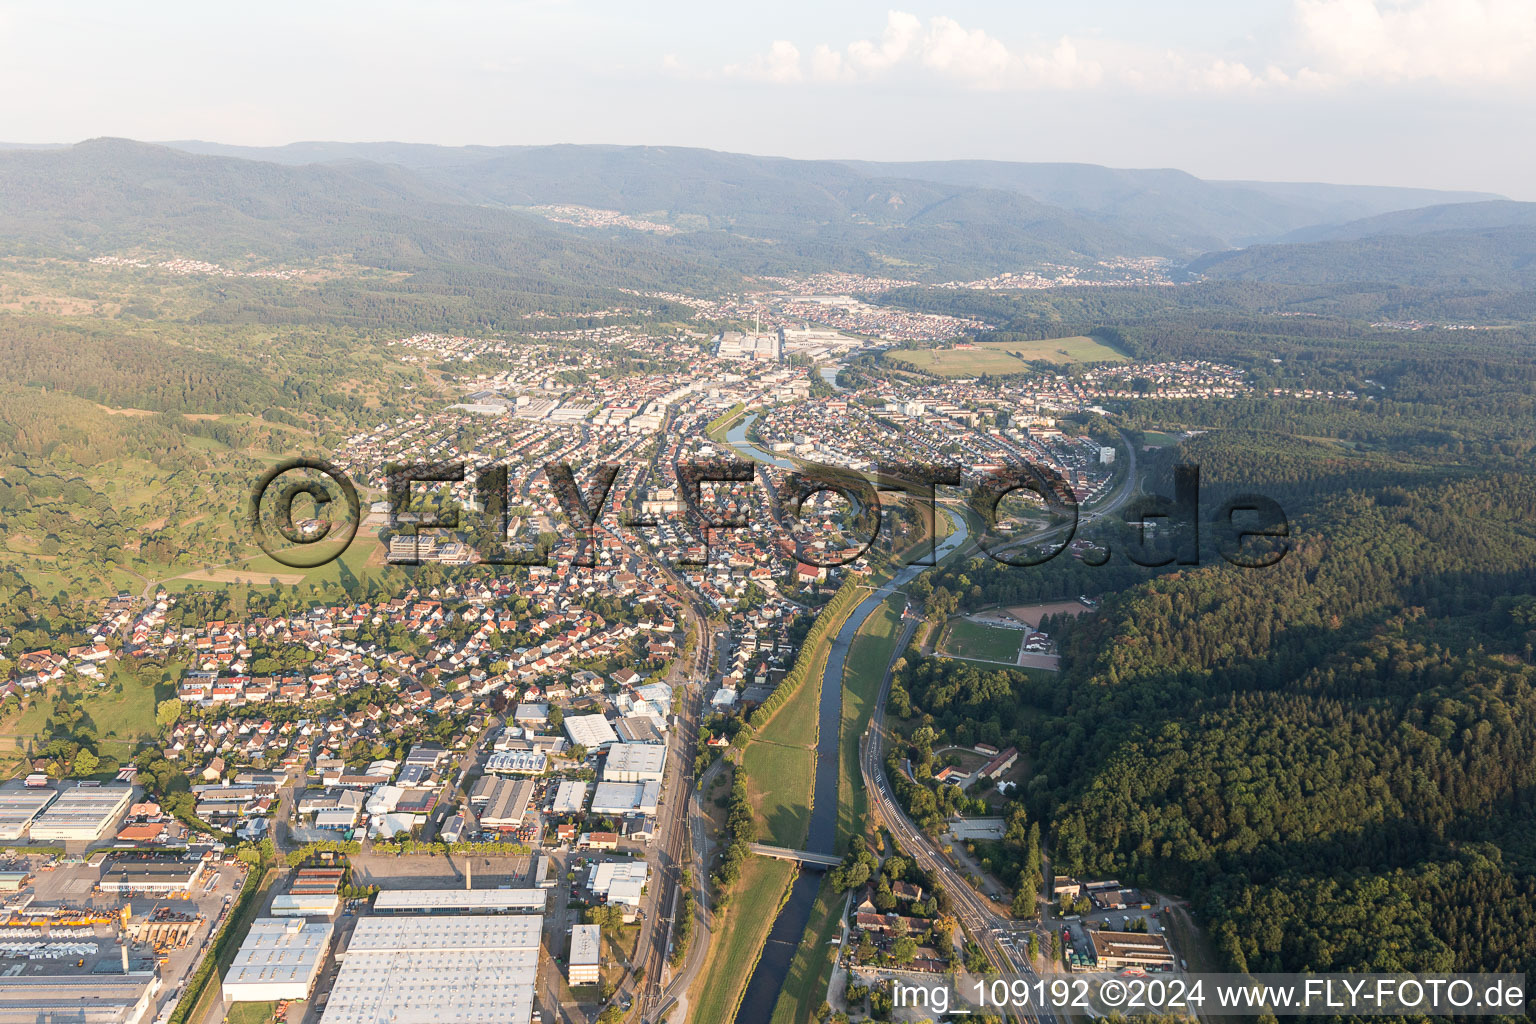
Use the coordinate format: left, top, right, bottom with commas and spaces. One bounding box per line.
748, 843, 842, 868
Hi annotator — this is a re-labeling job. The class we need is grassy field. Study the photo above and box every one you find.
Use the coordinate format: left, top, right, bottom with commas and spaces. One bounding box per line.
888, 336, 1128, 376
687, 856, 796, 1024
743, 741, 817, 848
837, 595, 902, 851
938, 618, 1023, 663
0, 659, 176, 765
225, 1002, 278, 1024
767, 877, 845, 1024
167, 533, 382, 593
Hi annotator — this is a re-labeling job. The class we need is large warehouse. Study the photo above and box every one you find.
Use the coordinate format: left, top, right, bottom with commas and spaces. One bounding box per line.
473, 778, 535, 829
0, 973, 159, 1024
563, 714, 619, 749
0, 783, 57, 841
319, 914, 541, 1024
372, 888, 547, 915
602, 743, 666, 783
29, 784, 133, 842
223, 917, 335, 1002
589, 780, 659, 816
100, 857, 206, 895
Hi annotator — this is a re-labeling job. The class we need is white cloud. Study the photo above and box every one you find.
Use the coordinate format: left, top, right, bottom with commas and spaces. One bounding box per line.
735, 11, 1102, 91
727, 1, 1536, 95
845, 11, 923, 76
725, 39, 803, 83
1294, 0, 1536, 84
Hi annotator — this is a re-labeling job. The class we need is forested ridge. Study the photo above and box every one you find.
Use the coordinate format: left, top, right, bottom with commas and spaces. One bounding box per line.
876, 307, 1536, 983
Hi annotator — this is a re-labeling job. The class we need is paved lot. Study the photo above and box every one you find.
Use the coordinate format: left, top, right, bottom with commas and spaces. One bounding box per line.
347, 852, 532, 888
1, 851, 245, 1023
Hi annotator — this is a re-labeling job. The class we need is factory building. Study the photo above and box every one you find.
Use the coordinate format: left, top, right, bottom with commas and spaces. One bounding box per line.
29, 784, 133, 843
371, 888, 547, 915
223, 917, 335, 1002
319, 914, 541, 1024
601, 743, 666, 784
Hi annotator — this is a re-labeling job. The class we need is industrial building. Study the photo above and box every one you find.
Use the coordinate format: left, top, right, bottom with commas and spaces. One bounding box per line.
549, 779, 588, 815
371, 888, 547, 915
0, 783, 57, 841
589, 780, 660, 816
1089, 930, 1176, 972
715, 330, 782, 362
602, 743, 666, 783
563, 714, 619, 749
483, 750, 547, 775
473, 778, 535, 829
271, 868, 344, 917
100, 857, 206, 895
319, 914, 541, 1024
567, 924, 601, 984
28, 784, 133, 842
223, 917, 335, 1002
0, 973, 160, 1024
588, 861, 648, 910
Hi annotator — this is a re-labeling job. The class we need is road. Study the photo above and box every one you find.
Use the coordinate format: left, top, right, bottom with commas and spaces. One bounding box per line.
861, 612, 1059, 1024
631, 561, 715, 1024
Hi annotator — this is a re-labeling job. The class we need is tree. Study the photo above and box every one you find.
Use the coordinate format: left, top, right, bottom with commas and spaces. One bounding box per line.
156, 698, 183, 730
72, 748, 100, 777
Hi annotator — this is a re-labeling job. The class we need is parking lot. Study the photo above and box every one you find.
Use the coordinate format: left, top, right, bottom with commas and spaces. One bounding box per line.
0, 849, 246, 1020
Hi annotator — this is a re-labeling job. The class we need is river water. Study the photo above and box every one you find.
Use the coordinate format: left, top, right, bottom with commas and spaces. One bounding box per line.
728, 471, 968, 1024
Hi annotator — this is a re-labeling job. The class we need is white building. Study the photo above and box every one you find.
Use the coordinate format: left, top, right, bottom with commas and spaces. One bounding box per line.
602, 744, 666, 784
549, 779, 588, 816
589, 781, 660, 816
588, 860, 648, 902
1099, 446, 1116, 465
224, 917, 334, 1002
319, 915, 541, 1024
568, 924, 601, 985
29, 784, 132, 842
371, 889, 547, 914
564, 714, 619, 749
0, 783, 58, 841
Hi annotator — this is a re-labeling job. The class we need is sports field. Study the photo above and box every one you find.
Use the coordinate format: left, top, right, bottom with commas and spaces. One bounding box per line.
888, 335, 1128, 376
937, 617, 1023, 663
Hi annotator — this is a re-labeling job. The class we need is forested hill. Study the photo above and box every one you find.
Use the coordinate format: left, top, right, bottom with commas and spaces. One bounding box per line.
167, 140, 1498, 254
1187, 223, 1536, 289
878, 312, 1536, 982
0, 139, 1515, 286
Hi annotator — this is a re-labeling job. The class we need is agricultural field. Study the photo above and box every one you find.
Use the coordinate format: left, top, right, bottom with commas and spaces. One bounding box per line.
937, 617, 1023, 664
887, 335, 1128, 376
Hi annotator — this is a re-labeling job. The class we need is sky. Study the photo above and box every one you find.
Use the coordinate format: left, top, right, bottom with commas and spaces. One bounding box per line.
2, 0, 1533, 197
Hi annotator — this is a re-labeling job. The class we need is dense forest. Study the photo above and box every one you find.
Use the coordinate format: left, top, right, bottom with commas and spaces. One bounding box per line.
869, 308, 1536, 982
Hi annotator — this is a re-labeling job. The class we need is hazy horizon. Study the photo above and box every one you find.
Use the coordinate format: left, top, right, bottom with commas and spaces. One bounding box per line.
2, 0, 1533, 199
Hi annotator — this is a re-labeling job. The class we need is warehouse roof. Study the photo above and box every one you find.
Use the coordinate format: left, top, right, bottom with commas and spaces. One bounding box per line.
225, 918, 334, 989
372, 888, 547, 913
320, 915, 541, 1024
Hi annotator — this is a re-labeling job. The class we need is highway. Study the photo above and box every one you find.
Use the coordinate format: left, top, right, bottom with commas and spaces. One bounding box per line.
860, 608, 1057, 1024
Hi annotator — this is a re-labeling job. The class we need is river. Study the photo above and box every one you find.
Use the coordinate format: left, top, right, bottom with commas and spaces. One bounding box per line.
733, 499, 968, 1024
